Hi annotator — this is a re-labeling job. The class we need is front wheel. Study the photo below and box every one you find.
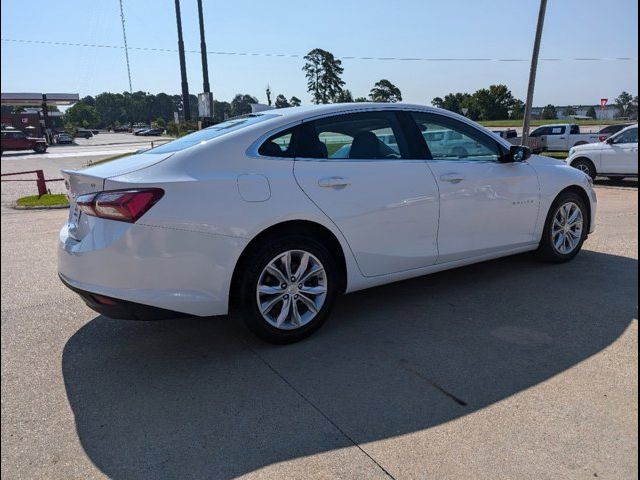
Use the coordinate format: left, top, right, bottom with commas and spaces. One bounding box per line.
33, 144, 47, 153
571, 158, 596, 180
238, 236, 339, 344
537, 192, 588, 263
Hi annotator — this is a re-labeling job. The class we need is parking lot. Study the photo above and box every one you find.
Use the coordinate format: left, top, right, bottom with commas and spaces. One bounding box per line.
1, 138, 637, 479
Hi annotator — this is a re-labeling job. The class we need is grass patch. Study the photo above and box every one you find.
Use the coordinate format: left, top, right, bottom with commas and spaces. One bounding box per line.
480, 119, 628, 128
16, 194, 69, 207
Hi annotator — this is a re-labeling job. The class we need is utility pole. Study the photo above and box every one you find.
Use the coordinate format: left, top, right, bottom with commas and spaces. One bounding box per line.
522, 0, 547, 146
119, 0, 133, 93
197, 0, 211, 94
174, 0, 191, 121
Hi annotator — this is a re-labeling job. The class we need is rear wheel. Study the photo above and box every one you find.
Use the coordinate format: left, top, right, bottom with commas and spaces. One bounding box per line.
238, 235, 339, 344
571, 158, 596, 180
33, 143, 47, 153
537, 191, 588, 263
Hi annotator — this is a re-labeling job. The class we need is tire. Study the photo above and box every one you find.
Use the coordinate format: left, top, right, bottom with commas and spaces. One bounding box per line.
33, 144, 47, 153
571, 158, 596, 180
238, 235, 339, 344
537, 191, 588, 263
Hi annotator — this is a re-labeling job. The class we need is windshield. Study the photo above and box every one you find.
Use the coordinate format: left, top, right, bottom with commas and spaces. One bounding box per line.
144, 114, 279, 154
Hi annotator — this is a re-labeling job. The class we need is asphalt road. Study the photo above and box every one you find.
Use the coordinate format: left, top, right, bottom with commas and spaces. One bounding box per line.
1, 178, 637, 479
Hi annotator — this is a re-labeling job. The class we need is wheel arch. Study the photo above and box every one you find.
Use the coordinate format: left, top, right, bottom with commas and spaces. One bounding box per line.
229, 220, 349, 305
569, 156, 597, 174
552, 185, 592, 233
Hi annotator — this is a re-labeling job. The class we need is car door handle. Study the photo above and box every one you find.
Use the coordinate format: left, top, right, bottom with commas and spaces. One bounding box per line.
318, 176, 351, 188
440, 173, 465, 184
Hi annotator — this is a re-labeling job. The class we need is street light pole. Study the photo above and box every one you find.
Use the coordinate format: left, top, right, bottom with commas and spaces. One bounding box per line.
174, 0, 191, 122
522, 0, 548, 146
197, 0, 211, 94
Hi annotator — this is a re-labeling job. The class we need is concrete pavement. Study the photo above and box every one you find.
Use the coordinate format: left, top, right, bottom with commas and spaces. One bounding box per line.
1, 180, 637, 479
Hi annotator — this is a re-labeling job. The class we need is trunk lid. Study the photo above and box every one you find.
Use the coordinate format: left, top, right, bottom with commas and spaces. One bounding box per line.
62, 152, 173, 240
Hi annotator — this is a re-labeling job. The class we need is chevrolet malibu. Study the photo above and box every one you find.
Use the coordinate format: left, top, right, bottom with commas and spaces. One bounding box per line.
59, 104, 597, 343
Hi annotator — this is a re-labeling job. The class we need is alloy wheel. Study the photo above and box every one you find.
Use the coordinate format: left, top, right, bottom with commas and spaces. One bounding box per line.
551, 201, 584, 255
256, 250, 327, 330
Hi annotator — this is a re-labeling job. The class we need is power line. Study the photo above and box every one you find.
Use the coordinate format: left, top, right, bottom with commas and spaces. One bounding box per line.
1, 37, 637, 63
118, 0, 133, 92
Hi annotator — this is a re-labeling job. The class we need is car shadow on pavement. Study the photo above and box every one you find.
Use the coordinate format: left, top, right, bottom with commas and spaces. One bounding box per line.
62, 250, 637, 479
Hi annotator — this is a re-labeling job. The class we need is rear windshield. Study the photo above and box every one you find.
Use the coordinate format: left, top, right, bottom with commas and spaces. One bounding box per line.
144, 114, 278, 154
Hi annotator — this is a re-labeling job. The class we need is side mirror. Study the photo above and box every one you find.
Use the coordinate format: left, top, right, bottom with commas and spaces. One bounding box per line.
506, 145, 531, 163
606, 137, 615, 144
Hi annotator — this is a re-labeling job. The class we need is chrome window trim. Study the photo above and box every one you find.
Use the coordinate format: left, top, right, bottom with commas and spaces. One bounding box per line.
245, 105, 512, 160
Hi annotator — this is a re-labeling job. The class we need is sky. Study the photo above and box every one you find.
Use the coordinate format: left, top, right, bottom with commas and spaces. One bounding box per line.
1, 0, 638, 107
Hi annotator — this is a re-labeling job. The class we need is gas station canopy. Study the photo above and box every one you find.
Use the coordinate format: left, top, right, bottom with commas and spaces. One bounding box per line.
1, 93, 79, 106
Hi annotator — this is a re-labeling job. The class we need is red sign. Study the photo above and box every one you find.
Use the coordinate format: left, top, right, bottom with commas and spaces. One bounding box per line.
600, 98, 608, 108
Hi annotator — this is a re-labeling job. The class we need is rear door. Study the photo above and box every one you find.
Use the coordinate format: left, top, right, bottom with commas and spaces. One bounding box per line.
291, 110, 440, 277
407, 111, 540, 263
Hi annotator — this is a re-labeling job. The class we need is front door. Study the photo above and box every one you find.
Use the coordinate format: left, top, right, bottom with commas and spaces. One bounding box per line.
292, 111, 440, 277
601, 126, 638, 175
407, 111, 541, 264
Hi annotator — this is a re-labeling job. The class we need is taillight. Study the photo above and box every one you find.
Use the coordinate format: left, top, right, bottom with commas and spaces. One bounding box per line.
75, 188, 164, 223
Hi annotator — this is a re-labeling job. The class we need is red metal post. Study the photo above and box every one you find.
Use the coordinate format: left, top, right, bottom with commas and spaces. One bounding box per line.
35, 170, 47, 196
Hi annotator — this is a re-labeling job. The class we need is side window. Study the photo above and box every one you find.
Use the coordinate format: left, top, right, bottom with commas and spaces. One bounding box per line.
570, 125, 580, 135
258, 128, 295, 158
614, 128, 638, 144
409, 112, 502, 161
550, 126, 566, 135
298, 112, 407, 160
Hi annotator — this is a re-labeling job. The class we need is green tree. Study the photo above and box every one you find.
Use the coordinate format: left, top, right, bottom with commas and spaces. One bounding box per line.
230, 94, 258, 117
64, 103, 101, 128
213, 100, 231, 123
369, 79, 402, 103
335, 89, 354, 103
302, 48, 345, 104
510, 99, 525, 120
95, 92, 126, 127
431, 93, 471, 115
274, 94, 291, 108
541, 104, 558, 120
471, 84, 516, 120
614, 91, 634, 118
354, 97, 369, 103
563, 105, 577, 117
80, 95, 96, 107
586, 106, 597, 119
289, 96, 302, 107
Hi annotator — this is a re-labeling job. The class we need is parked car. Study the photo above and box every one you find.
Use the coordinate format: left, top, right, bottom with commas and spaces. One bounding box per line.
529, 124, 600, 151
1, 130, 48, 154
493, 129, 546, 154
596, 123, 634, 141
133, 128, 151, 136
55, 133, 74, 145
75, 129, 94, 139
138, 128, 165, 136
59, 104, 596, 343
112, 126, 130, 133
566, 124, 638, 179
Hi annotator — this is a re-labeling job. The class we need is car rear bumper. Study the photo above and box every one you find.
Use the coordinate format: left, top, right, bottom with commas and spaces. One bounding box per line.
59, 274, 189, 320
58, 218, 247, 317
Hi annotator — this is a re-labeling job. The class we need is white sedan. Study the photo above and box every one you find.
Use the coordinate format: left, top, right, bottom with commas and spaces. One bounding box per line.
59, 104, 597, 343
566, 124, 638, 179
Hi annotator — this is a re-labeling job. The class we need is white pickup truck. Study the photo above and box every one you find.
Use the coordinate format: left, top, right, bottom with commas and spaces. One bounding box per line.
529, 124, 600, 151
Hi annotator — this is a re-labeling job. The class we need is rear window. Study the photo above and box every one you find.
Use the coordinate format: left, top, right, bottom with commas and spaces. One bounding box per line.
145, 114, 279, 154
